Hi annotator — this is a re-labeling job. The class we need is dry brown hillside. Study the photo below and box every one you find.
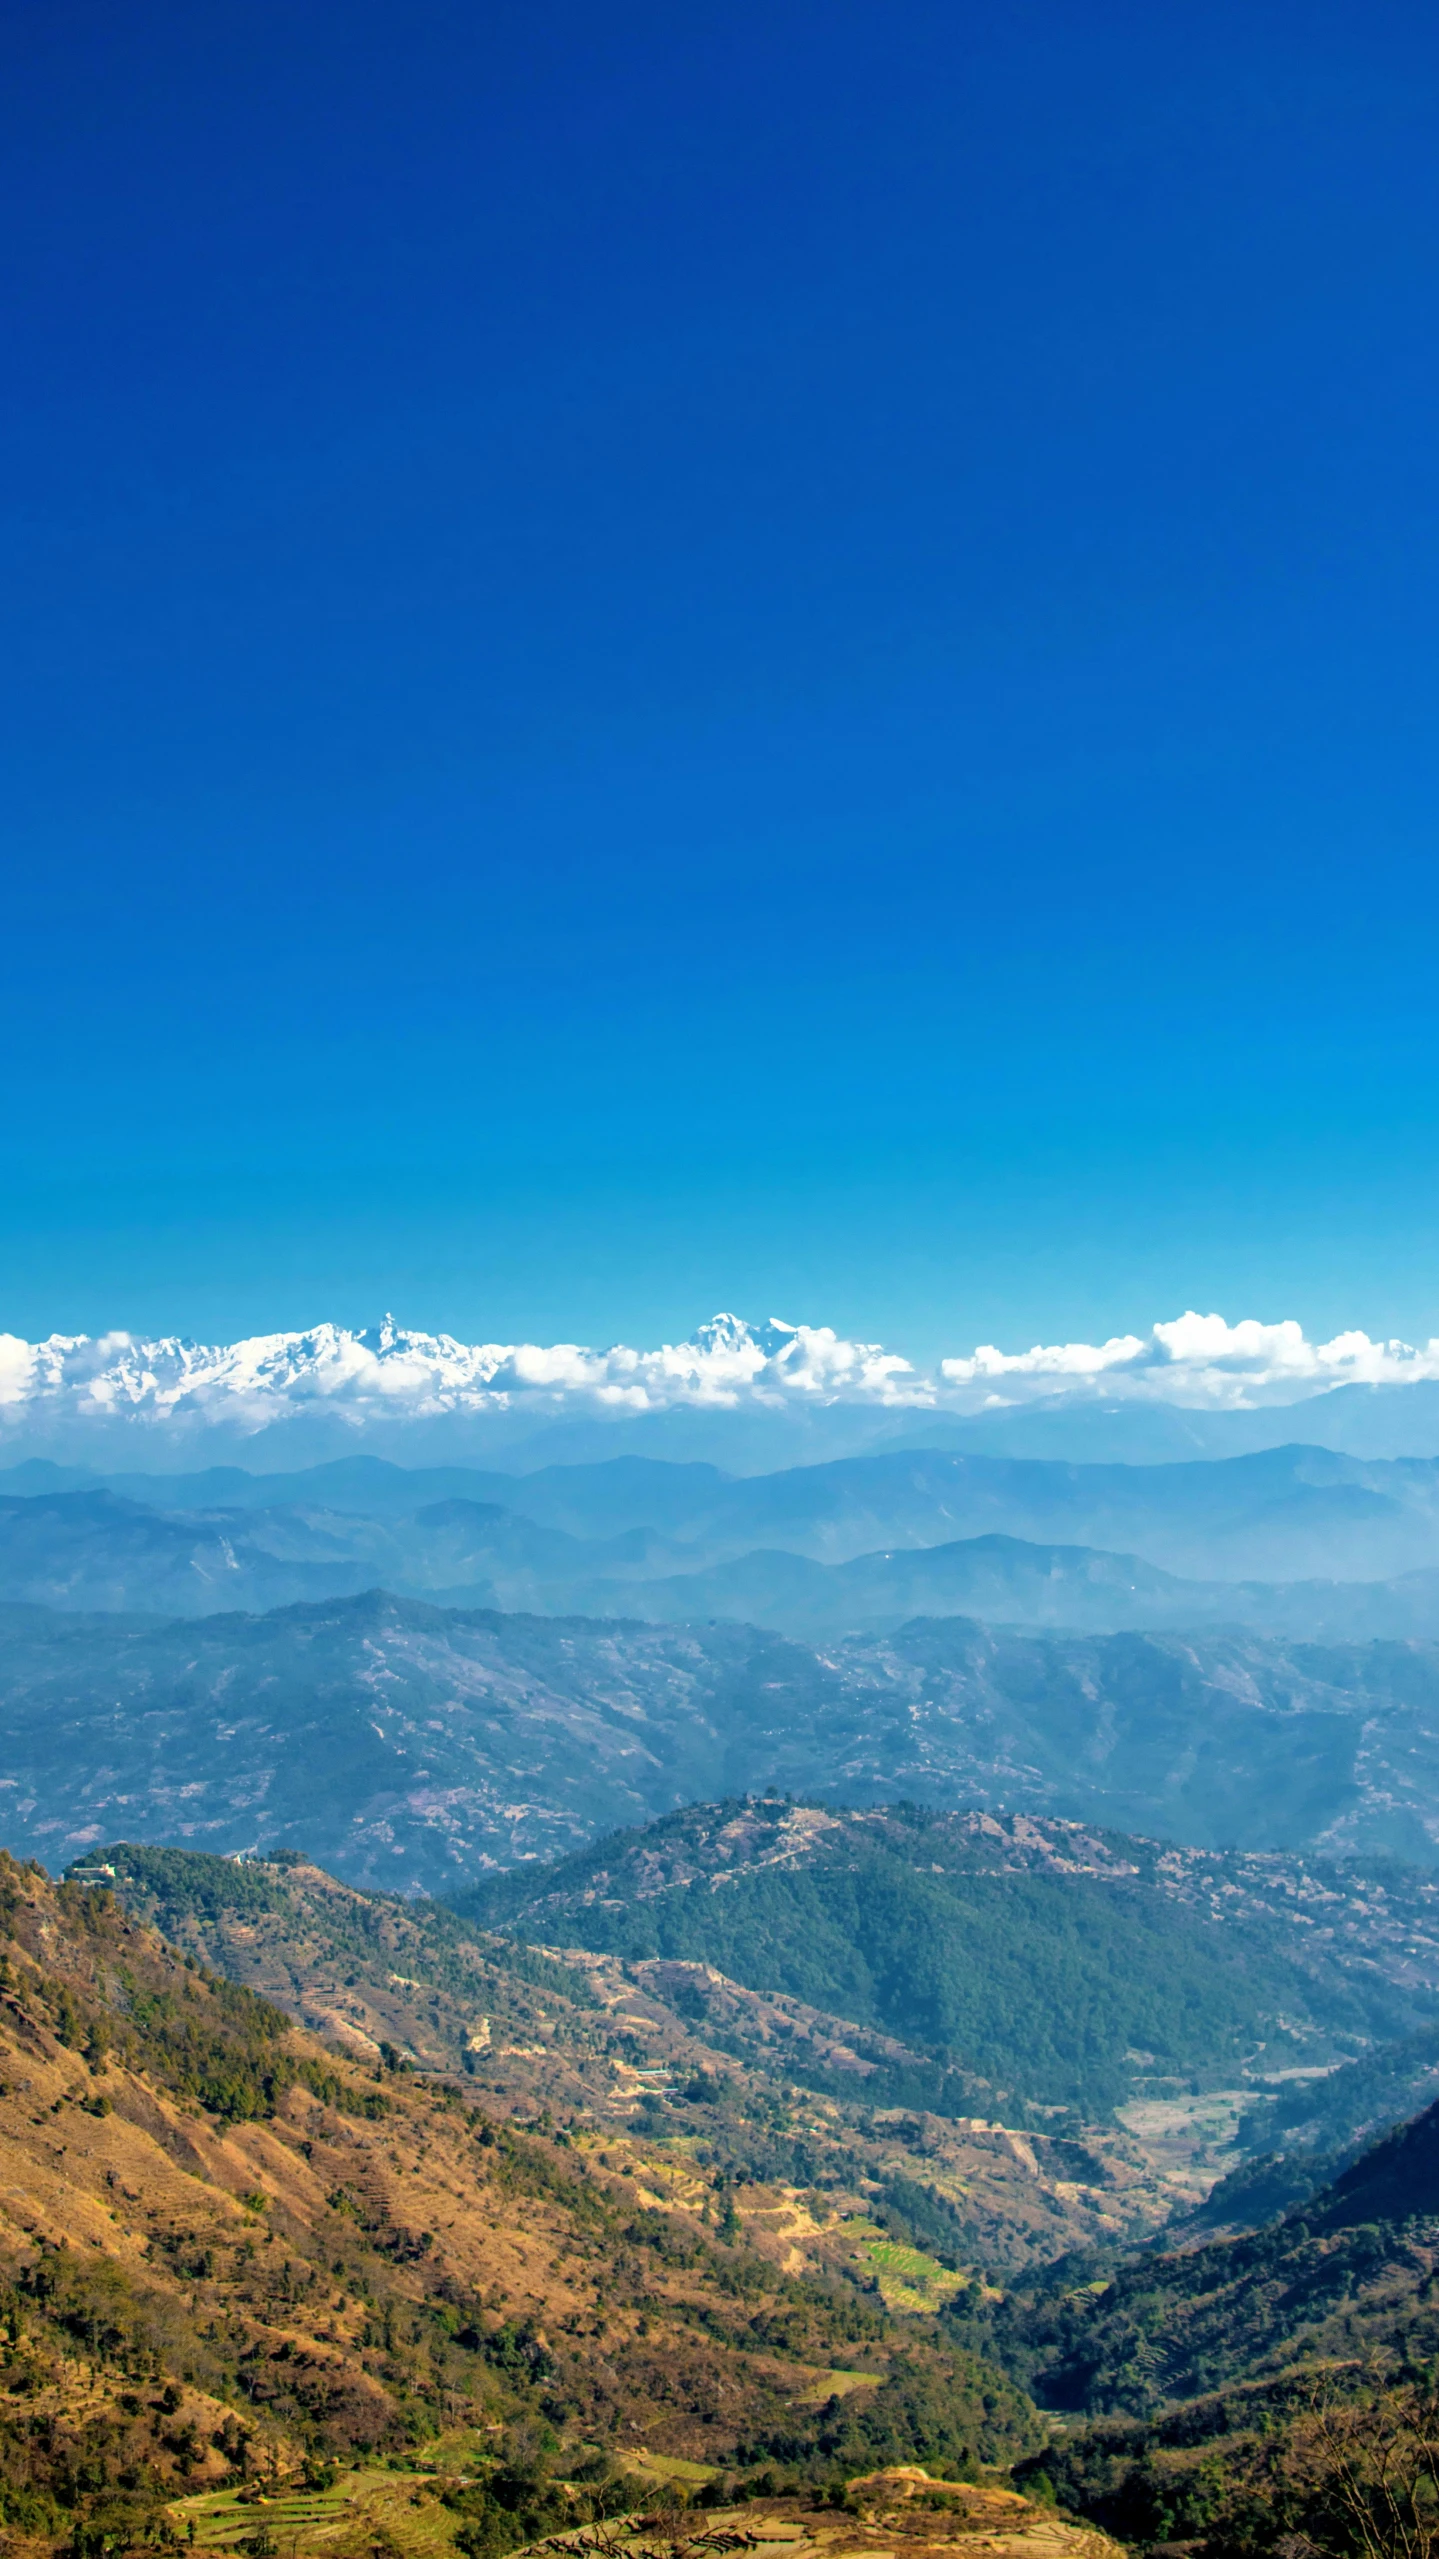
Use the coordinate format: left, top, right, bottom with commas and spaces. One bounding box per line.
0, 1855, 1041, 2556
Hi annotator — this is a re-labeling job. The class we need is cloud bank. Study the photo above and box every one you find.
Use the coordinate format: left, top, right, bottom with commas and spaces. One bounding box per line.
941, 1311, 1439, 1408
1, 1308, 1438, 1447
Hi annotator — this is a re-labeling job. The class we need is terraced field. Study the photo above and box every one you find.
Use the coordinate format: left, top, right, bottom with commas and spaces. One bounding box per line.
175, 2451, 555, 2559
172, 2477, 1122, 2559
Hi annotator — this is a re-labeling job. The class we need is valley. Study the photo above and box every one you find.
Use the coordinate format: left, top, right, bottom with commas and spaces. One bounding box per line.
79, 1836, 1242, 2267
27, 1812, 1439, 2559
2, 1802, 1439, 2559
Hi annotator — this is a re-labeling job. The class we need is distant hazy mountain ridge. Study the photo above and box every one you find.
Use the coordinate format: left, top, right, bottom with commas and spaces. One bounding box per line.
8, 1440, 1439, 1623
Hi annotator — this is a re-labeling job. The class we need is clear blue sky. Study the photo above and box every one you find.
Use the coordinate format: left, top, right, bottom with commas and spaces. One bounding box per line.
4, 0, 1438, 1360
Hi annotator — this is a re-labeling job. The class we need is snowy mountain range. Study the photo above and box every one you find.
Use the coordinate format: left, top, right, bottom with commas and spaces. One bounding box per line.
0, 1312, 908, 1433
4, 1308, 1439, 1464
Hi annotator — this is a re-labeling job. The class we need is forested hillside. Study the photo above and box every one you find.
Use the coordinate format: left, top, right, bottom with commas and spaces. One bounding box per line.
458, 1800, 1439, 2118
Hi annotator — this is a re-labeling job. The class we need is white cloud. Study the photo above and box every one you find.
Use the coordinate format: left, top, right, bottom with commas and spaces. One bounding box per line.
1, 1307, 1437, 1440
940, 1311, 1439, 1409
941, 1332, 1147, 1385
0, 1335, 38, 1408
